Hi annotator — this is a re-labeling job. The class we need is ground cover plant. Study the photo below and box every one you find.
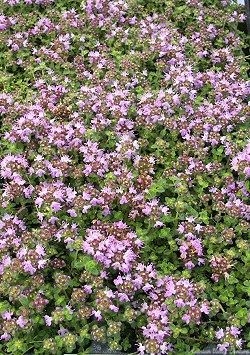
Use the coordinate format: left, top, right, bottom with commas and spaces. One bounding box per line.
0, 0, 249, 354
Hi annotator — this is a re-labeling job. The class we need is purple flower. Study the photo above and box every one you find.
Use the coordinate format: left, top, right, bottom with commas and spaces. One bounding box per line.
177, 224, 185, 233
236, 339, 243, 348
58, 326, 69, 336
117, 292, 129, 302
67, 208, 77, 217
185, 261, 195, 269
194, 224, 203, 233
154, 220, 164, 227
137, 343, 145, 355
2, 311, 13, 320
16, 315, 28, 328
217, 342, 229, 353
44, 315, 52, 326
92, 310, 102, 321
216, 329, 224, 340
35, 197, 44, 208
83, 285, 92, 294
35, 244, 45, 256
51, 201, 62, 212
38, 259, 47, 269
230, 326, 241, 336
200, 303, 210, 315
23, 260, 36, 274
109, 305, 119, 312
182, 313, 191, 324
0, 332, 11, 341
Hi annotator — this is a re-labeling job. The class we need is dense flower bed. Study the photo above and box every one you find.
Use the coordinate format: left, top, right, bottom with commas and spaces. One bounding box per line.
0, 0, 249, 354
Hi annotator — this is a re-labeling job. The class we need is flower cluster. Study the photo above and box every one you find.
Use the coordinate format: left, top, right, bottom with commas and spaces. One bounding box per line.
215, 326, 243, 353
232, 141, 250, 178
83, 221, 142, 272
0, 0, 249, 354
209, 255, 233, 282
177, 222, 204, 269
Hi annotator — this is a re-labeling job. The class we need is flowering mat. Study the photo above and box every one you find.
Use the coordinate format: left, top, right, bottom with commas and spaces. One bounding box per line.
0, 0, 249, 354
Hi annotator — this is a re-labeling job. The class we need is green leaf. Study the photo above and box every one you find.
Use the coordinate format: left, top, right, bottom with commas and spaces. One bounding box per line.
197, 175, 209, 188
0, 302, 10, 313
219, 294, 228, 302
55, 296, 66, 306
159, 228, 171, 238
121, 337, 131, 351
85, 260, 100, 275
199, 210, 209, 224
19, 297, 30, 306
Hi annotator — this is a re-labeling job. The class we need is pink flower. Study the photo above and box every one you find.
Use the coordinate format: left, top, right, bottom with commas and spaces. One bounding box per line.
0, 332, 11, 341
142, 283, 153, 292
38, 259, 47, 269
185, 261, 195, 269
109, 305, 119, 312
137, 343, 145, 355
160, 342, 172, 353
161, 206, 169, 214
67, 208, 77, 217
216, 328, 224, 340
154, 220, 164, 227
2, 311, 13, 320
236, 339, 243, 348
117, 292, 129, 302
83, 285, 92, 294
58, 326, 69, 336
35, 244, 45, 256
142, 205, 151, 215
35, 197, 44, 208
175, 299, 185, 307
230, 326, 241, 336
182, 313, 191, 324
51, 201, 62, 212
186, 216, 196, 222
195, 224, 203, 233
92, 310, 102, 321
44, 315, 52, 326
200, 303, 210, 314
114, 275, 123, 286
177, 224, 185, 233
149, 308, 162, 319
23, 260, 36, 275
217, 342, 229, 353
37, 212, 44, 221
16, 315, 28, 328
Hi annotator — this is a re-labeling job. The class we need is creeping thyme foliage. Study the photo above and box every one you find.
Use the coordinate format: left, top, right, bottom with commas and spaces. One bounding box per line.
0, 0, 249, 354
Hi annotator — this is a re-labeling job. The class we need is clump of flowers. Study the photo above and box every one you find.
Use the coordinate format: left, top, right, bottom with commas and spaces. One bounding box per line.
215, 326, 243, 353
0, 0, 249, 354
177, 224, 205, 269
83, 221, 142, 272
209, 255, 233, 282
232, 141, 250, 178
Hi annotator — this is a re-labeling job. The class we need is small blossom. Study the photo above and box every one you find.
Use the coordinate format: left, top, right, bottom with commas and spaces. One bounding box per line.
16, 315, 28, 328
44, 315, 52, 326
